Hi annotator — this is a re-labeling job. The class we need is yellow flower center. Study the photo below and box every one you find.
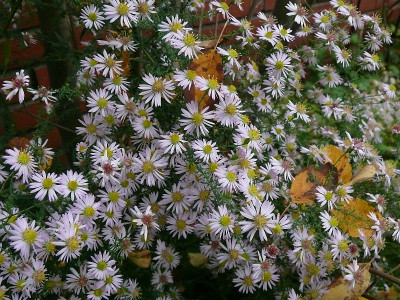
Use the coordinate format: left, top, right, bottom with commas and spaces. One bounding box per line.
22, 229, 37, 244
142, 161, 155, 173
17, 152, 30, 165
248, 129, 260, 140
94, 288, 103, 297
228, 48, 238, 58
337, 188, 347, 197
105, 57, 115, 68
176, 220, 186, 230
108, 191, 120, 203
172, 192, 183, 202
203, 145, 213, 154
42, 178, 54, 189
45, 241, 56, 253
207, 78, 219, 90
87, 124, 97, 134
170, 22, 183, 33
275, 61, 284, 70
142, 119, 152, 129
254, 214, 267, 228
112, 76, 122, 85
371, 54, 380, 62
321, 15, 329, 23
219, 215, 231, 226
183, 34, 196, 47
117, 3, 129, 15
68, 180, 78, 191
225, 104, 237, 115
97, 261, 107, 271
66, 236, 80, 251
138, 2, 150, 14
338, 240, 348, 251
226, 171, 236, 182
83, 206, 95, 217
220, 2, 229, 10
262, 272, 272, 282
329, 217, 339, 227
170, 133, 180, 144
88, 12, 98, 21
208, 162, 219, 173
152, 79, 164, 92
192, 112, 204, 125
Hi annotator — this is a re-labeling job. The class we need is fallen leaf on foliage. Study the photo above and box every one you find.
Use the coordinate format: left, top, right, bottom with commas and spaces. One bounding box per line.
198, 39, 219, 49
7, 137, 30, 150
185, 49, 223, 110
128, 250, 151, 268
290, 163, 338, 204
322, 263, 371, 300
188, 253, 208, 267
343, 164, 377, 187
377, 286, 399, 300
121, 50, 130, 77
332, 198, 381, 238
322, 145, 352, 184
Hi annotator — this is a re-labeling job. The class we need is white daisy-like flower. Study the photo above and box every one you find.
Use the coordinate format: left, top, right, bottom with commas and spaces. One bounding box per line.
29, 171, 62, 202
196, 76, 223, 100
285, 1, 308, 27
240, 200, 275, 241
159, 15, 190, 40
266, 51, 292, 80
80, 4, 105, 30
93, 50, 123, 78
209, 205, 236, 239
1, 69, 30, 103
343, 260, 363, 290
179, 101, 215, 137
270, 157, 294, 181
319, 210, 340, 236
3, 147, 37, 183
132, 147, 168, 186
166, 211, 197, 239
9, 217, 44, 260
335, 185, 353, 203
215, 95, 243, 127
316, 186, 338, 210
233, 264, 257, 294
27, 86, 57, 105
158, 132, 186, 155
286, 100, 310, 123
173, 69, 199, 90
192, 139, 219, 162
131, 206, 160, 240
87, 251, 116, 280
153, 240, 181, 270
170, 31, 203, 59
103, 0, 138, 27
138, 73, 175, 107
0, 164, 9, 183
58, 170, 89, 201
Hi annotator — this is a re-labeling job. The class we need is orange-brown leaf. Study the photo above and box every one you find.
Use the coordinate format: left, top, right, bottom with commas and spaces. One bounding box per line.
128, 249, 151, 268
322, 145, 352, 184
185, 49, 223, 110
7, 137, 30, 150
343, 164, 377, 187
322, 263, 371, 300
331, 198, 381, 238
290, 163, 338, 204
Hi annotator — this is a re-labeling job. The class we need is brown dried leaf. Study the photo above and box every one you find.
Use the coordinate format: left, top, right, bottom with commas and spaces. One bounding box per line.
128, 250, 151, 268
185, 49, 223, 110
198, 39, 219, 49
322, 263, 371, 300
188, 253, 208, 267
322, 145, 352, 184
290, 163, 338, 204
332, 198, 381, 238
7, 137, 30, 150
343, 164, 377, 187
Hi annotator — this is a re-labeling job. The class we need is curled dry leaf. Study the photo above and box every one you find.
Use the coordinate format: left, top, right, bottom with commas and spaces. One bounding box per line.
128, 249, 151, 268
290, 163, 338, 204
185, 49, 223, 110
343, 164, 377, 187
331, 198, 382, 238
198, 39, 219, 49
188, 253, 208, 267
322, 145, 352, 184
322, 263, 371, 300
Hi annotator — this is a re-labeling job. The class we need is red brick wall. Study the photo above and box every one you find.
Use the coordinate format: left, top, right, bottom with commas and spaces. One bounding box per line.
1, 0, 399, 147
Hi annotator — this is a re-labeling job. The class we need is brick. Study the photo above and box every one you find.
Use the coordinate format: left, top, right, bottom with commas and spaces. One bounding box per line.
264, 0, 276, 11
358, 0, 384, 12
34, 65, 51, 88
74, 27, 96, 51
0, 38, 44, 69
10, 101, 46, 132
18, 4, 40, 30
46, 127, 63, 148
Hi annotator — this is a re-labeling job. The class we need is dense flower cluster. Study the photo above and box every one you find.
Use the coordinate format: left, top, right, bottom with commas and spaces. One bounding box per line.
1, 0, 400, 299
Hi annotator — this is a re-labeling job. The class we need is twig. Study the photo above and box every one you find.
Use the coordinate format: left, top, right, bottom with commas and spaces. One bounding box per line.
213, 20, 229, 52
198, 6, 204, 36
22, 109, 75, 133
361, 295, 380, 300
279, 202, 292, 221
389, 263, 400, 274
369, 268, 400, 286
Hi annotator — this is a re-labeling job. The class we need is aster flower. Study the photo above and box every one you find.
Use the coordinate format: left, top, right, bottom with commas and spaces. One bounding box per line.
1, 69, 29, 103
233, 265, 257, 294
3, 147, 37, 183
103, 0, 138, 27
240, 200, 275, 241
132, 147, 168, 186
131, 206, 160, 240
93, 50, 123, 78
80, 4, 105, 30
286, 2, 308, 27
209, 205, 236, 239
29, 171, 62, 202
138, 74, 175, 107
28, 86, 57, 105
180, 101, 215, 137
87, 251, 117, 280
9, 217, 44, 260
170, 31, 203, 59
